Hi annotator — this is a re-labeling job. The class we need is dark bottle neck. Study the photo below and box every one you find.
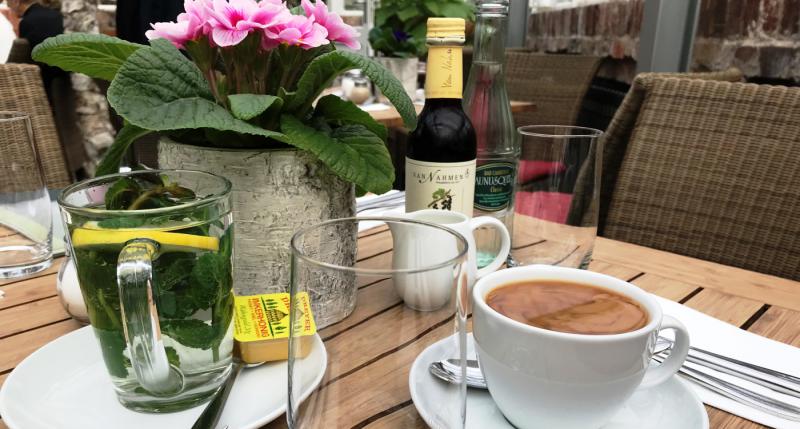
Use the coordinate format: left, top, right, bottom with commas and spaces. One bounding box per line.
423, 98, 465, 108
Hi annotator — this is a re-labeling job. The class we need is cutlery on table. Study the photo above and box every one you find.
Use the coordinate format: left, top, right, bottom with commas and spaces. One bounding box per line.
429, 353, 800, 422
656, 336, 800, 399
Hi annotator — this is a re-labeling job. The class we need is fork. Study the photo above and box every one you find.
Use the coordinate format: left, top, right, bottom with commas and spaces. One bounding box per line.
656, 336, 800, 399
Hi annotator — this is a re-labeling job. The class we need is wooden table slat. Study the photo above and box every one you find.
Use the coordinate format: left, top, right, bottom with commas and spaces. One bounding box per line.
748, 306, 800, 347
0, 295, 72, 338
0, 319, 83, 373
0, 272, 61, 310
629, 273, 699, 302
594, 238, 800, 312
682, 289, 765, 327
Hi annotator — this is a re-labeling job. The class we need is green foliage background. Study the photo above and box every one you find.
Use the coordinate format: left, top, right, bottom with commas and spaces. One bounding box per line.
369, 0, 475, 58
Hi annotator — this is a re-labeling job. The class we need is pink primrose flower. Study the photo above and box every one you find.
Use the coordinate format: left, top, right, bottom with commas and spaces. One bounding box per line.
262, 14, 329, 50
301, 0, 360, 50
145, 20, 196, 49
145, 0, 211, 48
206, 0, 288, 47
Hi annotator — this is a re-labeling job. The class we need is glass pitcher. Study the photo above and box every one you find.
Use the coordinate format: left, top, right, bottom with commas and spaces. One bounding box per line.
58, 170, 234, 412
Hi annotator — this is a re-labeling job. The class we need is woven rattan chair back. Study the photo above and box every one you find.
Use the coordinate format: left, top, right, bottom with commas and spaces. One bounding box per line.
600, 74, 799, 280
599, 69, 744, 222
506, 52, 602, 127
0, 64, 70, 188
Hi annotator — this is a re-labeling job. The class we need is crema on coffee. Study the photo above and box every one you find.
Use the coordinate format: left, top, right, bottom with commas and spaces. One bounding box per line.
486, 280, 648, 335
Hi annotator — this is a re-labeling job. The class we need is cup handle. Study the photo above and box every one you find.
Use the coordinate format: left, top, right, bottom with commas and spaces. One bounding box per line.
117, 239, 183, 394
640, 315, 690, 389
470, 216, 512, 279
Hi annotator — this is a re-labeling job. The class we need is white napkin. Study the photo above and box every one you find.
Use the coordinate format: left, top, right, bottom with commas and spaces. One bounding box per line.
356, 191, 405, 231
657, 296, 800, 428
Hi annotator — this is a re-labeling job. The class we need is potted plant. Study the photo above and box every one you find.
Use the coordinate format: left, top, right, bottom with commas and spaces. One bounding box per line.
368, 0, 474, 99
33, 0, 417, 302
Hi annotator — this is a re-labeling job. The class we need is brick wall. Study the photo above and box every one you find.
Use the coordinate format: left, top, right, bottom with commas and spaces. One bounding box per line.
527, 0, 800, 82
694, 0, 799, 81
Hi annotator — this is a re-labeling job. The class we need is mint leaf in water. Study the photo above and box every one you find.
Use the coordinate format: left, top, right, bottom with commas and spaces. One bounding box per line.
96, 217, 146, 229
93, 327, 129, 378
155, 254, 194, 291
188, 252, 230, 310
165, 346, 181, 368
105, 177, 141, 209
161, 319, 217, 350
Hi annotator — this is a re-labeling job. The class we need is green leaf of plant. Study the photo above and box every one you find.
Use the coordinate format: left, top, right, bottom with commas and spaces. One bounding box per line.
314, 95, 387, 141
155, 254, 195, 291
280, 115, 394, 194
94, 327, 129, 378
95, 124, 152, 177
161, 319, 217, 350
31, 33, 144, 81
397, 4, 420, 21
165, 346, 181, 368
228, 94, 282, 121
104, 177, 141, 209
188, 252, 229, 310
107, 39, 287, 142
439, 0, 475, 19
96, 217, 147, 229
288, 50, 417, 130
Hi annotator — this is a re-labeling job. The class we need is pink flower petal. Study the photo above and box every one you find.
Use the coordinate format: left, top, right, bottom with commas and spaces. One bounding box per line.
212, 27, 249, 46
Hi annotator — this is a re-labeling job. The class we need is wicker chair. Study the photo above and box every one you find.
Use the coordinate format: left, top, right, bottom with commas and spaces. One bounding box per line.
599, 68, 744, 230
0, 64, 71, 188
598, 74, 800, 280
506, 52, 603, 127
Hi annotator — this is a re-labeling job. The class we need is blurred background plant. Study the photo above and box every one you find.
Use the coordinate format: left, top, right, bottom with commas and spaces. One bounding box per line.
368, 0, 474, 58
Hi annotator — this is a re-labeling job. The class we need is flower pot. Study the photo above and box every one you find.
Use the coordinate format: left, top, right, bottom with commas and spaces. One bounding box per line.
157, 138, 357, 327
373, 56, 419, 102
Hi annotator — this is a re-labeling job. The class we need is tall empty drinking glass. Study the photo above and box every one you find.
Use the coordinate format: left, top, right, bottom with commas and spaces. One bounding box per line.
288, 218, 469, 428
0, 112, 52, 278
58, 170, 234, 412
511, 126, 602, 268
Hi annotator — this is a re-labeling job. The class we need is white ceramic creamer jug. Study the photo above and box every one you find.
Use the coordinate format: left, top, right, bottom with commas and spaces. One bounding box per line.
388, 210, 510, 310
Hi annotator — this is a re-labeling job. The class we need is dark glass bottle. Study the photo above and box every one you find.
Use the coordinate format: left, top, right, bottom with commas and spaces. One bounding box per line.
405, 18, 477, 216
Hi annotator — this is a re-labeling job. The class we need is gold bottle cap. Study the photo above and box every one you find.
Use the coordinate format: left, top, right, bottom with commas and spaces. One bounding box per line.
426, 18, 466, 39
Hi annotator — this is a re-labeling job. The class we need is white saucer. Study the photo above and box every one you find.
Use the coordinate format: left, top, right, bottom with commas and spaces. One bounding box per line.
0, 326, 326, 429
410, 333, 709, 429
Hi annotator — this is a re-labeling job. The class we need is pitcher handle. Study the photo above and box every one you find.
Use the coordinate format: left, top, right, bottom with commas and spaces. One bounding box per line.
470, 217, 511, 279
117, 239, 183, 394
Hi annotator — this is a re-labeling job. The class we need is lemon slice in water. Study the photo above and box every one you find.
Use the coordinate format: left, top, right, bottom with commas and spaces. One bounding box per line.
71, 228, 219, 252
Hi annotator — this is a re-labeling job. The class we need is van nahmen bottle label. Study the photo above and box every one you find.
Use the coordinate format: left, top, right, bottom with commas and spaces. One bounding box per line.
474, 162, 515, 211
405, 158, 476, 216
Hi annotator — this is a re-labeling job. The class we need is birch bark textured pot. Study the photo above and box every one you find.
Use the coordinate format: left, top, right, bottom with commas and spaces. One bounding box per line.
158, 138, 357, 326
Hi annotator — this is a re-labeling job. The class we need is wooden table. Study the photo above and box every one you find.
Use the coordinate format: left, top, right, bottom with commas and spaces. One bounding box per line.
1, 227, 799, 428
368, 101, 537, 129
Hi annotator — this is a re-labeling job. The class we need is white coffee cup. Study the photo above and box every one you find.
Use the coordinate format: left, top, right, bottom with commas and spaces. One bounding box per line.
389, 210, 511, 311
472, 265, 690, 429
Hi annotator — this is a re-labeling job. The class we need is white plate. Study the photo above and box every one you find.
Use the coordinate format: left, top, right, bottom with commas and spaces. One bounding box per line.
410, 333, 709, 429
0, 326, 326, 429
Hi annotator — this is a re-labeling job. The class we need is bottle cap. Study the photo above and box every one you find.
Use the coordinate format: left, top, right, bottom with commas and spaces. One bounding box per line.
477, 0, 509, 16
426, 18, 466, 39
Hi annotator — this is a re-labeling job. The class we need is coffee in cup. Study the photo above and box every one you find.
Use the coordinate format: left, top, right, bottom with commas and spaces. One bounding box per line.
485, 280, 648, 335
472, 265, 690, 429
